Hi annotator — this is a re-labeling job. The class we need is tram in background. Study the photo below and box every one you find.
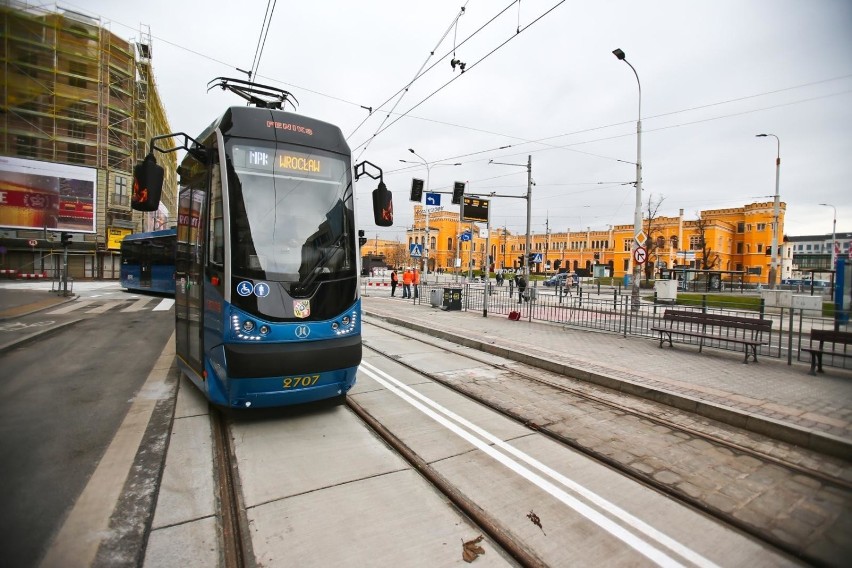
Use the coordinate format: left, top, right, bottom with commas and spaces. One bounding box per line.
131, 78, 393, 408
119, 228, 176, 294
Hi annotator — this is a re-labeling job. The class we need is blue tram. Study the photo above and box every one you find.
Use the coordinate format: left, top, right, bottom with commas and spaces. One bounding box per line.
119, 228, 176, 294
130, 79, 393, 408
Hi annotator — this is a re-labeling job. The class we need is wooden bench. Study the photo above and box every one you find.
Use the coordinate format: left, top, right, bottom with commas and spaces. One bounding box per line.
651, 309, 772, 364
802, 329, 852, 375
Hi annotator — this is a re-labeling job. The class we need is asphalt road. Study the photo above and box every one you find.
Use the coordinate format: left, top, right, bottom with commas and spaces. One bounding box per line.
0, 303, 174, 568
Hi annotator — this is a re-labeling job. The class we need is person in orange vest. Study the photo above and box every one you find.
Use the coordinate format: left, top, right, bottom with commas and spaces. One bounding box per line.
390, 269, 399, 297
402, 268, 413, 298
412, 268, 421, 299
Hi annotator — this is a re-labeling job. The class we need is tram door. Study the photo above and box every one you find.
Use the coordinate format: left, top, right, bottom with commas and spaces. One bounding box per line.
140, 242, 152, 287
175, 159, 208, 374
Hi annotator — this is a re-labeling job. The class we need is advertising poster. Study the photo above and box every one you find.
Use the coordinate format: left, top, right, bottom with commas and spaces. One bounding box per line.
0, 156, 97, 233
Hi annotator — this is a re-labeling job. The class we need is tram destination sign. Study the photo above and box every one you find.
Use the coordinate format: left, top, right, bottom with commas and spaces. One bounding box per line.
231, 145, 337, 180
462, 197, 489, 223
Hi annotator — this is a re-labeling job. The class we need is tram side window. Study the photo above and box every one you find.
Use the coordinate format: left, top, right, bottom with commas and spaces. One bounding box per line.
208, 156, 224, 267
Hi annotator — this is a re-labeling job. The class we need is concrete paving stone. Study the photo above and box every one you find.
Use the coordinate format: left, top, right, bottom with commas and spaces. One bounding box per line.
703, 491, 740, 514
143, 516, 219, 568
628, 458, 657, 475
789, 501, 834, 527
652, 470, 682, 484
746, 463, 792, 486
150, 414, 215, 530
790, 474, 823, 489
676, 481, 704, 499
731, 505, 774, 528
749, 489, 803, 518
719, 480, 764, 502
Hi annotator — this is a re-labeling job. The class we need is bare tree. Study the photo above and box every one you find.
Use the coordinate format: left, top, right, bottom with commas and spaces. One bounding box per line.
384, 242, 408, 269
694, 213, 720, 270
643, 193, 666, 280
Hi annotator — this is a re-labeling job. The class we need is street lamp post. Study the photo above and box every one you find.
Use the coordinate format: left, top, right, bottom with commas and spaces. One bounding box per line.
756, 133, 781, 289
613, 48, 643, 311
819, 202, 837, 275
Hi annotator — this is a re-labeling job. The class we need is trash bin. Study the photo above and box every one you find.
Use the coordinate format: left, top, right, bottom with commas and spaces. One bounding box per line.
623, 274, 633, 287
430, 288, 442, 307
442, 287, 462, 311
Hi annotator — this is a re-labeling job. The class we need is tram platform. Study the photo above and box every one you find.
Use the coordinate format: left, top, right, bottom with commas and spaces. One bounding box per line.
361, 292, 852, 461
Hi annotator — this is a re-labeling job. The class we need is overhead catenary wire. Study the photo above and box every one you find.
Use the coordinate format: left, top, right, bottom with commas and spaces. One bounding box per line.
63, 0, 851, 165
350, 0, 569, 153
349, 2, 474, 161
249, 0, 277, 81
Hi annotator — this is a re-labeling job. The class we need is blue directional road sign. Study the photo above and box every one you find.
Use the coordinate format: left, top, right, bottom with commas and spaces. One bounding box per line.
409, 243, 423, 257
425, 192, 441, 206
460, 231, 472, 242
532, 253, 543, 263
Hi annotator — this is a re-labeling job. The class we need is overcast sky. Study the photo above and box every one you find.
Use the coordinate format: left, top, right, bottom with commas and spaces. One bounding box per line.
55, 0, 852, 241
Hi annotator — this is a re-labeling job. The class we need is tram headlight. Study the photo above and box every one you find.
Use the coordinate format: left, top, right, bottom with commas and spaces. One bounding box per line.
331, 322, 340, 331
342, 316, 350, 325
259, 325, 270, 335
242, 320, 255, 332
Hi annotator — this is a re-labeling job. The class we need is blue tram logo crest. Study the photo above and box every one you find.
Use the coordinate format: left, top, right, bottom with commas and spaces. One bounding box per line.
295, 325, 310, 339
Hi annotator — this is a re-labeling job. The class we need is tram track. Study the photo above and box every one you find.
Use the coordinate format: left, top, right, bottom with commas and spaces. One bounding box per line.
211, 408, 254, 568
363, 317, 852, 567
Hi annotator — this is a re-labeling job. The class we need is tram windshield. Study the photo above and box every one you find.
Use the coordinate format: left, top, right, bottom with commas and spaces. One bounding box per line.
227, 139, 354, 285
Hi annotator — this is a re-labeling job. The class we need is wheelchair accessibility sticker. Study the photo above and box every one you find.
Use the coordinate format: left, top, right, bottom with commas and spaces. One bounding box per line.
237, 281, 254, 296
237, 281, 270, 297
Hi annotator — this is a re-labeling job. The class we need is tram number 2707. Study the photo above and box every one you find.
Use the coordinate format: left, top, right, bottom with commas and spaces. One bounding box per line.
283, 375, 321, 389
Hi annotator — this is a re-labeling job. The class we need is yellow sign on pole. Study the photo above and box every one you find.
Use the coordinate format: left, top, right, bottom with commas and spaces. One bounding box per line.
635, 230, 647, 246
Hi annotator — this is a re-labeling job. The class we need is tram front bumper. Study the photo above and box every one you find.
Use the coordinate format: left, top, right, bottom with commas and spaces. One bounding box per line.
223, 335, 361, 378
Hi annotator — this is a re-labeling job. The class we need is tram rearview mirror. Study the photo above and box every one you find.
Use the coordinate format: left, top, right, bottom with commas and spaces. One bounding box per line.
131, 153, 164, 212
372, 182, 393, 227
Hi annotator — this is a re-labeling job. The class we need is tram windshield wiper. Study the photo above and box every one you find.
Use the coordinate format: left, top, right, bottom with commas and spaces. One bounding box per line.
294, 233, 349, 294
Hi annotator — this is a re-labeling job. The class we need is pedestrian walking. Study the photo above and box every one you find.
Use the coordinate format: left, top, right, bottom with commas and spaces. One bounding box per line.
508, 273, 514, 296
412, 268, 421, 299
516, 274, 528, 303
390, 270, 398, 297
402, 268, 412, 298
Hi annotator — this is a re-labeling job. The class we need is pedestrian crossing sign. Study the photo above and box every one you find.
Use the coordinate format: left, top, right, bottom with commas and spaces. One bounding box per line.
409, 243, 423, 257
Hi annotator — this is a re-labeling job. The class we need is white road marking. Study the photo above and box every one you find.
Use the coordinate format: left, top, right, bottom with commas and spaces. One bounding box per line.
86, 300, 124, 314
360, 361, 720, 568
47, 300, 95, 314
121, 297, 155, 312
153, 298, 175, 312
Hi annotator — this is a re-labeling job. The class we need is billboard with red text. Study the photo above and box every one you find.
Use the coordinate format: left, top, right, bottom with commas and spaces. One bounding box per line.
0, 156, 97, 233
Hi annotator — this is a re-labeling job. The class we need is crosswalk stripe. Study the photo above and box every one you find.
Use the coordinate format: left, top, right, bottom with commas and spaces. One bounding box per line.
47, 300, 95, 314
153, 298, 175, 311
86, 300, 125, 314
121, 297, 155, 312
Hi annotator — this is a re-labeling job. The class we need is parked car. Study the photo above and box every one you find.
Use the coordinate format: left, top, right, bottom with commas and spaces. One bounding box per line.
543, 273, 570, 287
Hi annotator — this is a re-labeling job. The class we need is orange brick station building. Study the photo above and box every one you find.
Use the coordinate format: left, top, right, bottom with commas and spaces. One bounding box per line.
364, 201, 787, 286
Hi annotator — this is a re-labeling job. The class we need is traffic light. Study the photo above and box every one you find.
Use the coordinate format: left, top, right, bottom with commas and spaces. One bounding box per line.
358, 229, 367, 248
593, 252, 600, 260
554, 259, 561, 270
528, 253, 536, 264
410, 178, 424, 202
451, 181, 465, 205
517, 255, 525, 266
60, 232, 72, 246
